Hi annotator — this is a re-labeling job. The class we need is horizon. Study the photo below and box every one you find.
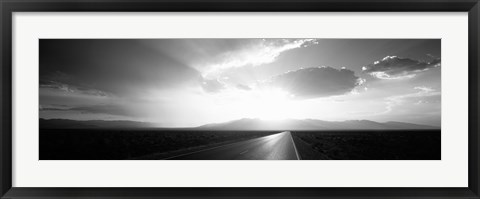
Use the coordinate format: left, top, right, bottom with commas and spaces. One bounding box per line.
40, 39, 441, 128
39, 117, 440, 129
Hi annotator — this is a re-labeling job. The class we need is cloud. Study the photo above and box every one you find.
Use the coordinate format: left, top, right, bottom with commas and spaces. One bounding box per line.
69, 104, 131, 116
356, 78, 367, 85
236, 84, 252, 91
202, 39, 318, 76
40, 80, 111, 97
383, 86, 440, 113
40, 104, 132, 117
414, 86, 435, 93
40, 40, 202, 96
200, 78, 225, 93
266, 66, 361, 99
39, 104, 71, 111
362, 56, 440, 79
368, 72, 417, 80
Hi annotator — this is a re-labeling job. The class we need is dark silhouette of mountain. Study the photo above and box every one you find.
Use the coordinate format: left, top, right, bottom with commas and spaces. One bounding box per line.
197, 118, 438, 130
39, 118, 438, 130
39, 118, 154, 129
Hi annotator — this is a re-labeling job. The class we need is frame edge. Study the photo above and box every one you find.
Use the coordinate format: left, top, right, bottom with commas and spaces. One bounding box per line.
1, 0, 479, 198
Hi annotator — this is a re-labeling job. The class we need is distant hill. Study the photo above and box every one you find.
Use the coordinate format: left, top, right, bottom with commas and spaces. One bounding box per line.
39, 118, 153, 129
197, 118, 438, 130
39, 118, 438, 130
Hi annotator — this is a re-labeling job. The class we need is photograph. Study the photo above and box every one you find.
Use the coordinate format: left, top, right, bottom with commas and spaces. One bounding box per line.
39, 38, 441, 160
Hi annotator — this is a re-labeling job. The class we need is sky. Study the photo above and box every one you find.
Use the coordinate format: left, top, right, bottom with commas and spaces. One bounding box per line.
39, 39, 441, 127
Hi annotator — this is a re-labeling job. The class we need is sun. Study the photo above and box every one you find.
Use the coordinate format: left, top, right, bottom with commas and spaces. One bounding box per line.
205, 86, 297, 122
246, 88, 295, 120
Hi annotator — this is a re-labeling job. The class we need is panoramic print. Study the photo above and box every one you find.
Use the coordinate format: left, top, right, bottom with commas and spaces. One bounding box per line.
39, 39, 441, 160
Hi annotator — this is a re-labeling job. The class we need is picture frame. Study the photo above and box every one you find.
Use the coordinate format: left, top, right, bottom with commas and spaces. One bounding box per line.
1, 0, 479, 198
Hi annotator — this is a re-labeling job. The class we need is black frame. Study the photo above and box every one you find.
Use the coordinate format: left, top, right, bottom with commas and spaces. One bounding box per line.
1, 0, 479, 198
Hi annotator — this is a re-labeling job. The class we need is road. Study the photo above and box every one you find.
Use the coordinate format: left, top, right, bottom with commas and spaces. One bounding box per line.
164, 131, 301, 160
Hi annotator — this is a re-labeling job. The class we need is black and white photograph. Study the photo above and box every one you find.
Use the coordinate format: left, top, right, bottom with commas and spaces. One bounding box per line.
39, 39, 441, 160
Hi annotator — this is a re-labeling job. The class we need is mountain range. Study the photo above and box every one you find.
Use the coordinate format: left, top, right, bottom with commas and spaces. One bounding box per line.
197, 118, 437, 130
39, 118, 154, 129
40, 118, 438, 130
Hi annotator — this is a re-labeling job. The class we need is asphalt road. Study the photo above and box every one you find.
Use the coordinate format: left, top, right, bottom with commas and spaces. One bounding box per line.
164, 131, 301, 160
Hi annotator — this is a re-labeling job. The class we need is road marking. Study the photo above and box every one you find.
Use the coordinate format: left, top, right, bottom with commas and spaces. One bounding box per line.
287, 131, 301, 160
239, 150, 249, 155
162, 132, 281, 160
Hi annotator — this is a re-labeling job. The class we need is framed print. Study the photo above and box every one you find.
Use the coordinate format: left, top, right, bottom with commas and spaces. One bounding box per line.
1, 0, 479, 198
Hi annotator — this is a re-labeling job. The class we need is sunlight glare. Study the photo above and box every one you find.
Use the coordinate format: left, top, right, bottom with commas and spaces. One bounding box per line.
245, 88, 294, 120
